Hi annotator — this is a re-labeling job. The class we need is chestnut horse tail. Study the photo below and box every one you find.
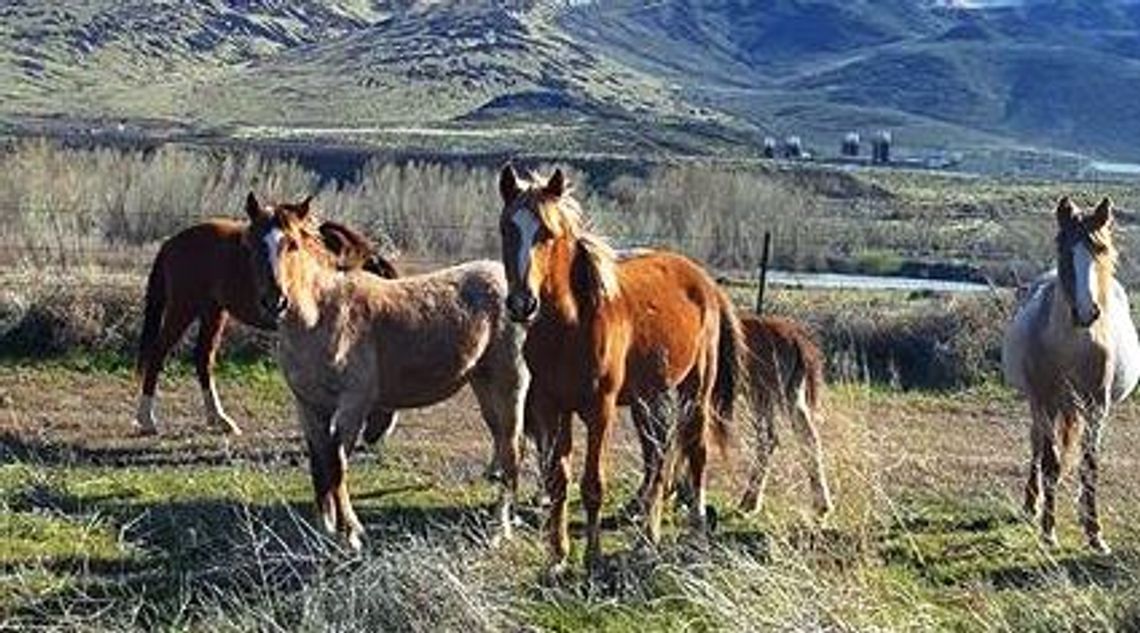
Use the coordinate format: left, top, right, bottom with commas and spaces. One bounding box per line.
136, 248, 167, 379
711, 294, 743, 452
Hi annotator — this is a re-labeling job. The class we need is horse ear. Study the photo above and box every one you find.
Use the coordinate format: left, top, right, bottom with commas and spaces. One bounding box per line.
245, 191, 266, 222
1056, 196, 1078, 227
296, 195, 314, 221
1090, 196, 1114, 230
545, 169, 566, 199
499, 164, 521, 204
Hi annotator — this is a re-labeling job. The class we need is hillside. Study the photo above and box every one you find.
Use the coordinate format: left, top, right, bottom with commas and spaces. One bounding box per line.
562, 0, 1140, 161
4, 0, 1140, 162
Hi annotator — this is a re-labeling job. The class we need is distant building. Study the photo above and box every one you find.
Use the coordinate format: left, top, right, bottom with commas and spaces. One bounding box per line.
763, 136, 777, 159
871, 131, 892, 164
783, 135, 803, 159
841, 132, 861, 157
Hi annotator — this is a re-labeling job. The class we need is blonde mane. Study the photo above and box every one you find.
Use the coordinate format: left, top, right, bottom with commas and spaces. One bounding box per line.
527, 174, 620, 302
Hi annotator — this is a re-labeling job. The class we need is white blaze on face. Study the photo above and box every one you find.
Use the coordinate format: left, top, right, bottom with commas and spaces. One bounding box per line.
264, 226, 285, 279
1073, 240, 1099, 323
511, 208, 541, 291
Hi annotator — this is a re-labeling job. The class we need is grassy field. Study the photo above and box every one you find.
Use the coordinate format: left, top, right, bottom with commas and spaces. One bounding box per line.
3, 342, 1140, 630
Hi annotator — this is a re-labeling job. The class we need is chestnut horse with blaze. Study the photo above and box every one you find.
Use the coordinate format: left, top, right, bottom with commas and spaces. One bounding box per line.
135, 193, 398, 436
498, 166, 743, 573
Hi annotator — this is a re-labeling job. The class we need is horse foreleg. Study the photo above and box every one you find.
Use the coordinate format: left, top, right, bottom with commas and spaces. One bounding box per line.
581, 394, 617, 571
1024, 407, 1046, 518
300, 405, 338, 539
789, 384, 833, 519
1078, 406, 1110, 554
538, 402, 573, 576
195, 307, 241, 435
328, 397, 371, 551
136, 304, 195, 435
1039, 411, 1064, 548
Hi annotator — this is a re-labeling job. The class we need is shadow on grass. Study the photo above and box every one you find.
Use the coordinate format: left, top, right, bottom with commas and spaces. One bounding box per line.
0, 430, 307, 468
987, 548, 1140, 590
5, 489, 500, 628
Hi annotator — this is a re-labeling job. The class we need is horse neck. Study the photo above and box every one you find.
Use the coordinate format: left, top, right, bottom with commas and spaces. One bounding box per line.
537, 236, 587, 325
283, 252, 338, 329
1047, 273, 1112, 346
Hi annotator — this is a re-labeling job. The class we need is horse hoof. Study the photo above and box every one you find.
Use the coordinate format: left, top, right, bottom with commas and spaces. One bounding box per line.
209, 414, 242, 435
617, 497, 644, 524
543, 560, 571, 585
489, 527, 513, 549
1089, 536, 1111, 555
737, 493, 761, 517
345, 531, 365, 554
1041, 531, 1059, 549
134, 423, 159, 437
483, 464, 504, 483
814, 500, 834, 521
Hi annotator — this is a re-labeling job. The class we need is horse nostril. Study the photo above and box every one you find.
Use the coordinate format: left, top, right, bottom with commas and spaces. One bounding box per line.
507, 292, 538, 321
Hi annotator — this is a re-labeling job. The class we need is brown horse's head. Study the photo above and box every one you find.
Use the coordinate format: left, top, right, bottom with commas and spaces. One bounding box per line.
243, 192, 321, 323
317, 220, 399, 279
1055, 196, 1117, 328
499, 165, 612, 323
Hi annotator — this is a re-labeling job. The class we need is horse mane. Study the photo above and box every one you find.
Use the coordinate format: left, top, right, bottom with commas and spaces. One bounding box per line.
1057, 220, 1117, 275
540, 180, 620, 303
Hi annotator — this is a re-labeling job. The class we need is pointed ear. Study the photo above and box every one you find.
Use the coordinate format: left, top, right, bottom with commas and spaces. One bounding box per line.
1089, 196, 1114, 230
245, 191, 265, 222
1056, 196, 1078, 228
544, 169, 566, 199
296, 195, 314, 221
499, 164, 521, 204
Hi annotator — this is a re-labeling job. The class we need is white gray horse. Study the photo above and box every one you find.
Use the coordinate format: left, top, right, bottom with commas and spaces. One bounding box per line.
1002, 196, 1140, 553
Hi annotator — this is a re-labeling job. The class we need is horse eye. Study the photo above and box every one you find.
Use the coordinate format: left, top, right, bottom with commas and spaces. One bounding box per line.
536, 225, 553, 241
284, 237, 298, 252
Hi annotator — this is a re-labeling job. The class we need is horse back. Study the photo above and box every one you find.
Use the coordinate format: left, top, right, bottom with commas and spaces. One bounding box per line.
741, 314, 823, 410
607, 251, 726, 398
154, 219, 267, 327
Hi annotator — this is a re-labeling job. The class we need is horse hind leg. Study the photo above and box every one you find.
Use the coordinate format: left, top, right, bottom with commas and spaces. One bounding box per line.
625, 393, 671, 523
739, 387, 777, 516
681, 395, 712, 535
136, 302, 196, 435
195, 307, 241, 435
471, 370, 527, 545
789, 382, 833, 519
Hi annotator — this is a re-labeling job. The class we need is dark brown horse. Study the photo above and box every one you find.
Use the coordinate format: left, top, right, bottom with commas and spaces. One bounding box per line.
498, 166, 743, 574
737, 313, 833, 518
135, 193, 398, 436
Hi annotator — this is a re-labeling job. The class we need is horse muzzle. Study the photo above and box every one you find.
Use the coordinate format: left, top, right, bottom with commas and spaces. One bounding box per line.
261, 295, 289, 322
506, 291, 539, 324
1072, 305, 1101, 329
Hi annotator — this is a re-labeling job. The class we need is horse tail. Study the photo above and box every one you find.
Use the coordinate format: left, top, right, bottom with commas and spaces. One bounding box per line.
136, 247, 167, 380
799, 330, 825, 417
1058, 409, 1085, 476
711, 293, 743, 453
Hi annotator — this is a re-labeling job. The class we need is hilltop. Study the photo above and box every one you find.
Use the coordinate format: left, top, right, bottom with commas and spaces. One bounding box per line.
4, 1, 1140, 163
